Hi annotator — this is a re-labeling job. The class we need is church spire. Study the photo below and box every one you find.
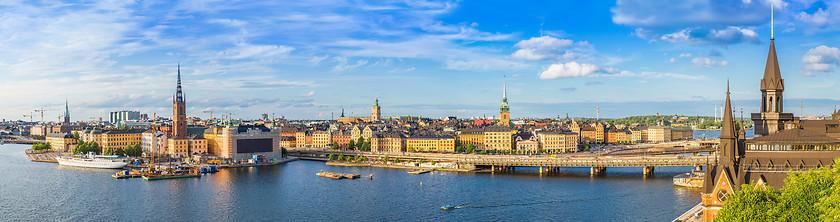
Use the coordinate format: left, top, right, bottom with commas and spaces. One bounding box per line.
721, 80, 735, 139
503, 79, 507, 100
64, 97, 70, 118
761, 38, 784, 91
175, 63, 184, 103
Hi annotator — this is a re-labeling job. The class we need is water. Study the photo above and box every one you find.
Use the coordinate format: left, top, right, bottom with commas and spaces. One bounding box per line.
694, 129, 754, 139
0, 144, 699, 221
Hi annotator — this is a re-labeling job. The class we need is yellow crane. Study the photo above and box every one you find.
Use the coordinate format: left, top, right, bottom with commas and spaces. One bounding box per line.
34, 107, 56, 123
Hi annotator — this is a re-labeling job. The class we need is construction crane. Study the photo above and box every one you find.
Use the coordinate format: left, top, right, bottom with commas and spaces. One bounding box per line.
23, 113, 35, 123
58, 115, 64, 123
203, 108, 218, 120
34, 107, 56, 123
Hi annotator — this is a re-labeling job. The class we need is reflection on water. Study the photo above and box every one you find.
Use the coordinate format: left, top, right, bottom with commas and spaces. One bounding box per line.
1, 144, 699, 221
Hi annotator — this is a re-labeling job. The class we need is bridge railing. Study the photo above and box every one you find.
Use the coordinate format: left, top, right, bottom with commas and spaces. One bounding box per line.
459, 156, 718, 167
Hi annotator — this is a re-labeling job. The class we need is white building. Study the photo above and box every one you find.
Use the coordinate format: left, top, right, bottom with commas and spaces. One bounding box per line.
141, 130, 168, 155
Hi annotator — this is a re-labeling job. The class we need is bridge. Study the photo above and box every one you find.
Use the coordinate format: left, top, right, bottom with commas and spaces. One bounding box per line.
289, 148, 718, 176
460, 155, 716, 175
0, 135, 44, 145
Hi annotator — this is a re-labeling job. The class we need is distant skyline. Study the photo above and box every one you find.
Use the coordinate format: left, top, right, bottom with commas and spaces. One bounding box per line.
2, 1, 840, 121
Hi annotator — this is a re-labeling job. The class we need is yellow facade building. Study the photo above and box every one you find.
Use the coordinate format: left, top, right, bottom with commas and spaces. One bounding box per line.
406, 135, 455, 152
484, 126, 516, 151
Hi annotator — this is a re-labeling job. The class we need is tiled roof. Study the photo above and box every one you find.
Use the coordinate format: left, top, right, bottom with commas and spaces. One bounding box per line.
749, 128, 840, 144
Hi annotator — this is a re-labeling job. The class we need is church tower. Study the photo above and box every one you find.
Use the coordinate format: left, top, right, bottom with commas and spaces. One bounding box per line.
63, 98, 70, 125
173, 64, 187, 138
499, 79, 510, 126
371, 97, 381, 122
751, 38, 794, 137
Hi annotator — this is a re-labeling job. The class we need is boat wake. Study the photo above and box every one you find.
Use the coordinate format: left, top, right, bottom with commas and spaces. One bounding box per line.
451, 192, 637, 210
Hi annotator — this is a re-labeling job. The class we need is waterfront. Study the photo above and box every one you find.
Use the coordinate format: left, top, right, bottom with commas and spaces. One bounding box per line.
1, 144, 699, 221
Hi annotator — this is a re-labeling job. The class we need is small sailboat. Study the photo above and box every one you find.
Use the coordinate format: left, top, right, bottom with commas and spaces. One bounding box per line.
441, 205, 455, 210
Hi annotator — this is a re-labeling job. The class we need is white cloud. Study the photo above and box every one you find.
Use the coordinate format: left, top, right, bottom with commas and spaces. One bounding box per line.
332, 57, 369, 73
691, 57, 729, 68
538, 62, 603, 79
801, 45, 840, 74
796, 4, 840, 32
299, 91, 316, 97
511, 36, 589, 61
216, 43, 294, 60
679, 53, 693, 58
660, 27, 760, 45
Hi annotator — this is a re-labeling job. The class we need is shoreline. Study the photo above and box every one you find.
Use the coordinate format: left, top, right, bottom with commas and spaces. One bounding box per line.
325, 161, 474, 172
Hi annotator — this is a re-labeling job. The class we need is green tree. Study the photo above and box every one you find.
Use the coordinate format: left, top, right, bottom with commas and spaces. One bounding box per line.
356, 136, 365, 149
716, 158, 840, 221
72, 131, 80, 140
337, 154, 345, 161
348, 139, 356, 150
466, 144, 475, 153
281, 147, 288, 158
327, 154, 336, 161
383, 155, 389, 163
331, 141, 339, 150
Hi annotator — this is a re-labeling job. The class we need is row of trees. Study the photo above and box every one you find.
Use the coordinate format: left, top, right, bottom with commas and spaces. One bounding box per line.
73, 141, 101, 155
715, 157, 840, 221
31, 142, 52, 151
71, 141, 142, 157
102, 144, 143, 157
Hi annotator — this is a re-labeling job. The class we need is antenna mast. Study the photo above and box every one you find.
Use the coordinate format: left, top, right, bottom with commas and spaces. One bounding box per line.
771, 4, 775, 39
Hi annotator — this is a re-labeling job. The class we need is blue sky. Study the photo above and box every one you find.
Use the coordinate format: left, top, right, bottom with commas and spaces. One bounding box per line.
2, 0, 840, 121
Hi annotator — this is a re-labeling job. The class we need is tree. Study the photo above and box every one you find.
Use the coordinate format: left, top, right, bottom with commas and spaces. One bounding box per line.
337, 154, 345, 161
32, 142, 51, 151
72, 131, 80, 140
281, 147, 288, 158
466, 144, 475, 153
328, 154, 336, 161
716, 157, 840, 221
356, 136, 365, 149
348, 139, 356, 150
383, 155, 389, 163
331, 141, 339, 150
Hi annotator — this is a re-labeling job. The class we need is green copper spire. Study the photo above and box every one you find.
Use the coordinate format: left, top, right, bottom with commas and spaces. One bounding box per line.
374, 97, 380, 108
64, 97, 70, 117
500, 79, 509, 112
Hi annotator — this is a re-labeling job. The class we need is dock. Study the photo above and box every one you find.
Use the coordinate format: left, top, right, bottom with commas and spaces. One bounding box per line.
25, 150, 61, 163
408, 169, 432, 174
112, 170, 142, 179
316, 171, 360, 180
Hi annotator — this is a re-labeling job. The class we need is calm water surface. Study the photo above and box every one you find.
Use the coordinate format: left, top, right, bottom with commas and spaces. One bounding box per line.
0, 144, 699, 221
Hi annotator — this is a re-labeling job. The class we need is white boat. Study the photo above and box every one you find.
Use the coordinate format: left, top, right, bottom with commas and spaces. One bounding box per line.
56, 152, 128, 169
673, 169, 704, 188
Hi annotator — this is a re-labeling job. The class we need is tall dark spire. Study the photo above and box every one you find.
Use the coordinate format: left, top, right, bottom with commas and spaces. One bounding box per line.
721, 80, 735, 139
175, 63, 184, 103
761, 39, 784, 91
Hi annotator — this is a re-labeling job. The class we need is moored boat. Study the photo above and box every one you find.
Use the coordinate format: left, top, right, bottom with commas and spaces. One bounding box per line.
673, 169, 704, 188
56, 152, 128, 169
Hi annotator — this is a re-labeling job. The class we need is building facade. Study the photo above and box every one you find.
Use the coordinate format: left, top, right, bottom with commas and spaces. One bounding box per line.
204, 125, 281, 160
406, 135, 455, 152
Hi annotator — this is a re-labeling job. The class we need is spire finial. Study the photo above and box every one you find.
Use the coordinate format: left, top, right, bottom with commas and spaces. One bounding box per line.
771, 3, 774, 40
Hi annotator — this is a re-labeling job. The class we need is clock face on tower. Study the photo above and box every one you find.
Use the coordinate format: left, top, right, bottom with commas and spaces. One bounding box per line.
717, 190, 729, 202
